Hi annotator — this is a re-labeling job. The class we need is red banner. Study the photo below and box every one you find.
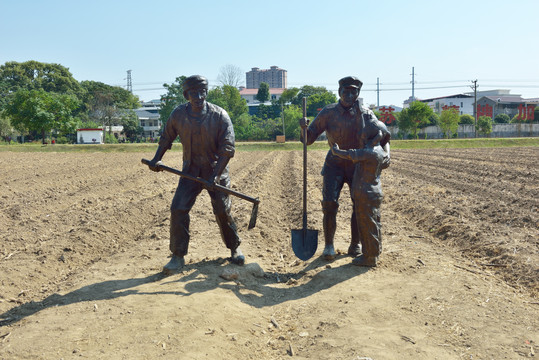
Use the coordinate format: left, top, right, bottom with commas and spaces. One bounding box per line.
477, 104, 493, 118
517, 104, 536, 121
379, 106, 396, 125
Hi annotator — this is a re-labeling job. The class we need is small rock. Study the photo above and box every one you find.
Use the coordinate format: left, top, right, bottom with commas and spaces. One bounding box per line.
220, 268, 239, 280
286, 278, 298, 285
245, 263, 265, 278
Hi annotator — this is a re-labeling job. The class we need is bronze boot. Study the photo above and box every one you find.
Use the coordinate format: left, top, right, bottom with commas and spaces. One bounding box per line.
230, 248, 245, 265
163, 255, 185, 275
352, 254, 378, 267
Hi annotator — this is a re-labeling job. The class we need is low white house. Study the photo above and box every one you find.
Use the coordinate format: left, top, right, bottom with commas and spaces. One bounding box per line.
135, 101, 161, 138
239, 87, 285, 103
77, 128, 103, 144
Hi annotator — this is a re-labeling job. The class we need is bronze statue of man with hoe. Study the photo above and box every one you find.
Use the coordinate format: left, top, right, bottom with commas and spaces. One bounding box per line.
143, 75, 259, 275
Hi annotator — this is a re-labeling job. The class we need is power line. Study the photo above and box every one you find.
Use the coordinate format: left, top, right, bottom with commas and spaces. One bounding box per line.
360, 84, 473, 92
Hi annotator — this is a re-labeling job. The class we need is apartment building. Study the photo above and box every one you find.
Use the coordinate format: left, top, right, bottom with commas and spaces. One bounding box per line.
246, 66, 287, 89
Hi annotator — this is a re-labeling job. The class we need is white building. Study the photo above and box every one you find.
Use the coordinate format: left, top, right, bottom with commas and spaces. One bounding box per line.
77, 128, 103, 144
135, 101, 161, 138
416, 94, 475, 115
239, 87, 285, 103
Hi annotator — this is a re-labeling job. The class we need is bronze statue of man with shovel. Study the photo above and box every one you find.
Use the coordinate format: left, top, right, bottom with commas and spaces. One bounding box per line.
145, 75, 247, 275
299, 76, 390, 264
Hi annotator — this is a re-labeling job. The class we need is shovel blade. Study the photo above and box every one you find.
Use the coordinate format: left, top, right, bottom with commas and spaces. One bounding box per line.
291, 229, 319, 261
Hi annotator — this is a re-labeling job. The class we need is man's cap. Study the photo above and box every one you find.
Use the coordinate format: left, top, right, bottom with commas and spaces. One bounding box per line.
338, 76, 363, 89
183, 75, 208, 92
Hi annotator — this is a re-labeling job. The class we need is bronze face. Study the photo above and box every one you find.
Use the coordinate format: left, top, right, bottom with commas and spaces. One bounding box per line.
339, 86, 360, 108
186, 87, 207, 112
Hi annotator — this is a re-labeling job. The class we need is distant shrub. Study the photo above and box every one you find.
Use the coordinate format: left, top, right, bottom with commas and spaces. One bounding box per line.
494, 113, 510, 123
459, 114, 474, 125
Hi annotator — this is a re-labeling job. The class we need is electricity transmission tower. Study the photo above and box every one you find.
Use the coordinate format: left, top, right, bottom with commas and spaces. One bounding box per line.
126, 70, 132, 93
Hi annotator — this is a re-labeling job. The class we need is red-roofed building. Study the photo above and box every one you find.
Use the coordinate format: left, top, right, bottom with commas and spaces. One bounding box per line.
239, 87, 285, 104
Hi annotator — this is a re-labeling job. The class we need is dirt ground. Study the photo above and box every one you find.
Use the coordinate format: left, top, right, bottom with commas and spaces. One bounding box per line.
0, 146, 537, 359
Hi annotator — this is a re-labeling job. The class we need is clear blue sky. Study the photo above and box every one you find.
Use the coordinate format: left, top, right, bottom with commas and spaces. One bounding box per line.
2, 0, 538, 107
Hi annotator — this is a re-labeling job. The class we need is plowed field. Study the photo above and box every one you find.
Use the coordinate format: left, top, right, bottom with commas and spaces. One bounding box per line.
0, 146, 537, 359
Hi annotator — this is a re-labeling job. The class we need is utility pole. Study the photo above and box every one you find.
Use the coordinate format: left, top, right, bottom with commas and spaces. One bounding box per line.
471, 79, 478, 138
126, 70, 132, 93
410, 67, 416, 102
281, 103, 286, 138
376, 77, 380, 107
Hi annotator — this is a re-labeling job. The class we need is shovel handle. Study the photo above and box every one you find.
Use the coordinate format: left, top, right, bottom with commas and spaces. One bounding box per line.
302, 97, 308, 230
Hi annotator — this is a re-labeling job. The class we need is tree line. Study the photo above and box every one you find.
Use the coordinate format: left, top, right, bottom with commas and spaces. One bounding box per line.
0, 61, 338, 143
388, 101, 538, 139
158, 76, 336, 141
4, 61, 534, 144
0, 61, 141, 143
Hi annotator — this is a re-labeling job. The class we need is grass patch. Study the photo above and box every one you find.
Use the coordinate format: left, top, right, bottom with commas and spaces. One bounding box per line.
1, 137, 537, 153
391, 137, 539, 149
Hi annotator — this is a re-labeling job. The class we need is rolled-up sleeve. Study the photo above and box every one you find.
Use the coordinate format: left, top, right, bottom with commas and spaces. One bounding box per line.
217, 111, 235, 158
158, 108, 180, 150
304, 109, 328, 145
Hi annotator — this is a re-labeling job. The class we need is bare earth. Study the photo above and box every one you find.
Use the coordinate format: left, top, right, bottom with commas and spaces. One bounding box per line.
0, 146, 537, 359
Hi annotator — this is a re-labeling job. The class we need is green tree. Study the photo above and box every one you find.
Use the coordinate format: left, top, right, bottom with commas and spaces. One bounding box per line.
0, 79, 9, 109
0, 60, 83, 101
291, 85, 337, 116
80, 81, 139, 111
250, 116, 280, 140
207, 85, 248, 120
256, 103, 281, 120
80, 81, 139, 141
276, 87, 299, 106
159, 76, 187, 129
120, 110, 143, 141
292, 85, 330, 105
281, 104, 303, 140
494, 113, 510, 123
256, 82, 270, 103
459, 114, 474, 125
307, 92, 337, 117
233, 113, 253, 140
439, 107, 460, 138
477, 116, 493, 136
510, 114, 523, 123
397, 101, 434, 139
427, 113, 439, 127
4, 88, 79, 143
0, 112, 13, 141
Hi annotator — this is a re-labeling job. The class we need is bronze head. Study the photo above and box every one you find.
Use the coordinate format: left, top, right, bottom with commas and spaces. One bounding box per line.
183, 75, 208, 111
338, 76, 362, 108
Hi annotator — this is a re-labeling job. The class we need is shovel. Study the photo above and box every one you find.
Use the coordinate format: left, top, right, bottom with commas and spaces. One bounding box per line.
291, 97, 319, 260
141, 159, 259, 229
